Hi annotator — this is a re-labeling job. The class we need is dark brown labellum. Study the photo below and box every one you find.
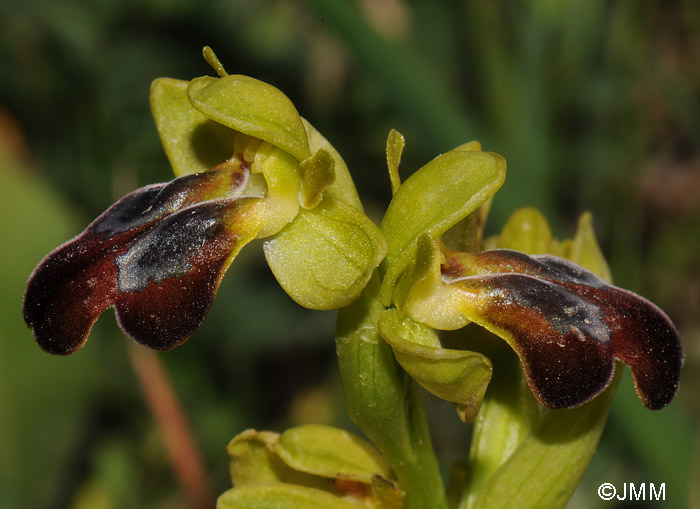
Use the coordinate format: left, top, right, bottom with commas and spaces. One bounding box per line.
23, 168, 257, 354
448, 250, 683, 410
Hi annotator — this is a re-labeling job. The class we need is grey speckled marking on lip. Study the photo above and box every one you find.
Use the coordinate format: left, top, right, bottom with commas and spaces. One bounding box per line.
479, 273, 612, 345
116, 205, 220, 293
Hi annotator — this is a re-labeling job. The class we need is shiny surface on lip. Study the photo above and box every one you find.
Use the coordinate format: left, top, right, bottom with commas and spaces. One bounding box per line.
445, 249, 683, 410
22, 166, 259, 354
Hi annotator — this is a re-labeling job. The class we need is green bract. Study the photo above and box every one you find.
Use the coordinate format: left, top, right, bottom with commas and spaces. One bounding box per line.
218, 425, 404, 509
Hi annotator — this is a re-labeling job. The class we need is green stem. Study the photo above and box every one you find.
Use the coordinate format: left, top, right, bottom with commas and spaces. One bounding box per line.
336, 273, 447, 509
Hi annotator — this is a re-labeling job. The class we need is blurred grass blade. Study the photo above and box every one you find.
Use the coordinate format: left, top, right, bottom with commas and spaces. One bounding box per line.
304, 0, 476, 149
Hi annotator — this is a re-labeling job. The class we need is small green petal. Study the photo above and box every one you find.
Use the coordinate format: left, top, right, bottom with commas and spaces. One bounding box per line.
386, 129, 405, 195
299, 149, 336, 209
274, 424, 391, 484
202, 46, 228, 77
217, 484, 362, 509
150, 78, 237, 176
264, 197, 386, 310
380, 150, 506, 305
378, 309, 492, 423
302, 118, 362, 209
188, 75, 311, 162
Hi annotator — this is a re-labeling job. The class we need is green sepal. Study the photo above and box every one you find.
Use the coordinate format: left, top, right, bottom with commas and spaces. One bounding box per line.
150, 78, 237, 176
274, 424, 392, 483
263, 197, 386, 310
380, 150, 506, 305
223, 426, 404, 509
495, 207, 560, 256
217, 484, 364, 509
378, 309, 492, 423
299, 149, 336, 209
564, 212, 612, 282
187, 75, 311, 162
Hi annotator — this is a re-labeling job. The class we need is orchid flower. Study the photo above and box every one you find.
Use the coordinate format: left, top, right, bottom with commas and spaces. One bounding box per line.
23, 48, 385, 354
376, 134, 682, 416
22, 48, 685, 509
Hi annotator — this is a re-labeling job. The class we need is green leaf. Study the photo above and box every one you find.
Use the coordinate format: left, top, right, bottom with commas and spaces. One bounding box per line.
458, 336, 541, 508
264, 197, 386, 309
188, 75, 311, 162
150, 78, 237, 176
274, 424, 391, 483
217, 484, 363, 509
380, 150, 506, 305
464, 373, 620, 509
378, 309, 492, 423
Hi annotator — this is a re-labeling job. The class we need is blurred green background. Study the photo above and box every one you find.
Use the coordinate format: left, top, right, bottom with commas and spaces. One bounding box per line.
1, 0, 698, 507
